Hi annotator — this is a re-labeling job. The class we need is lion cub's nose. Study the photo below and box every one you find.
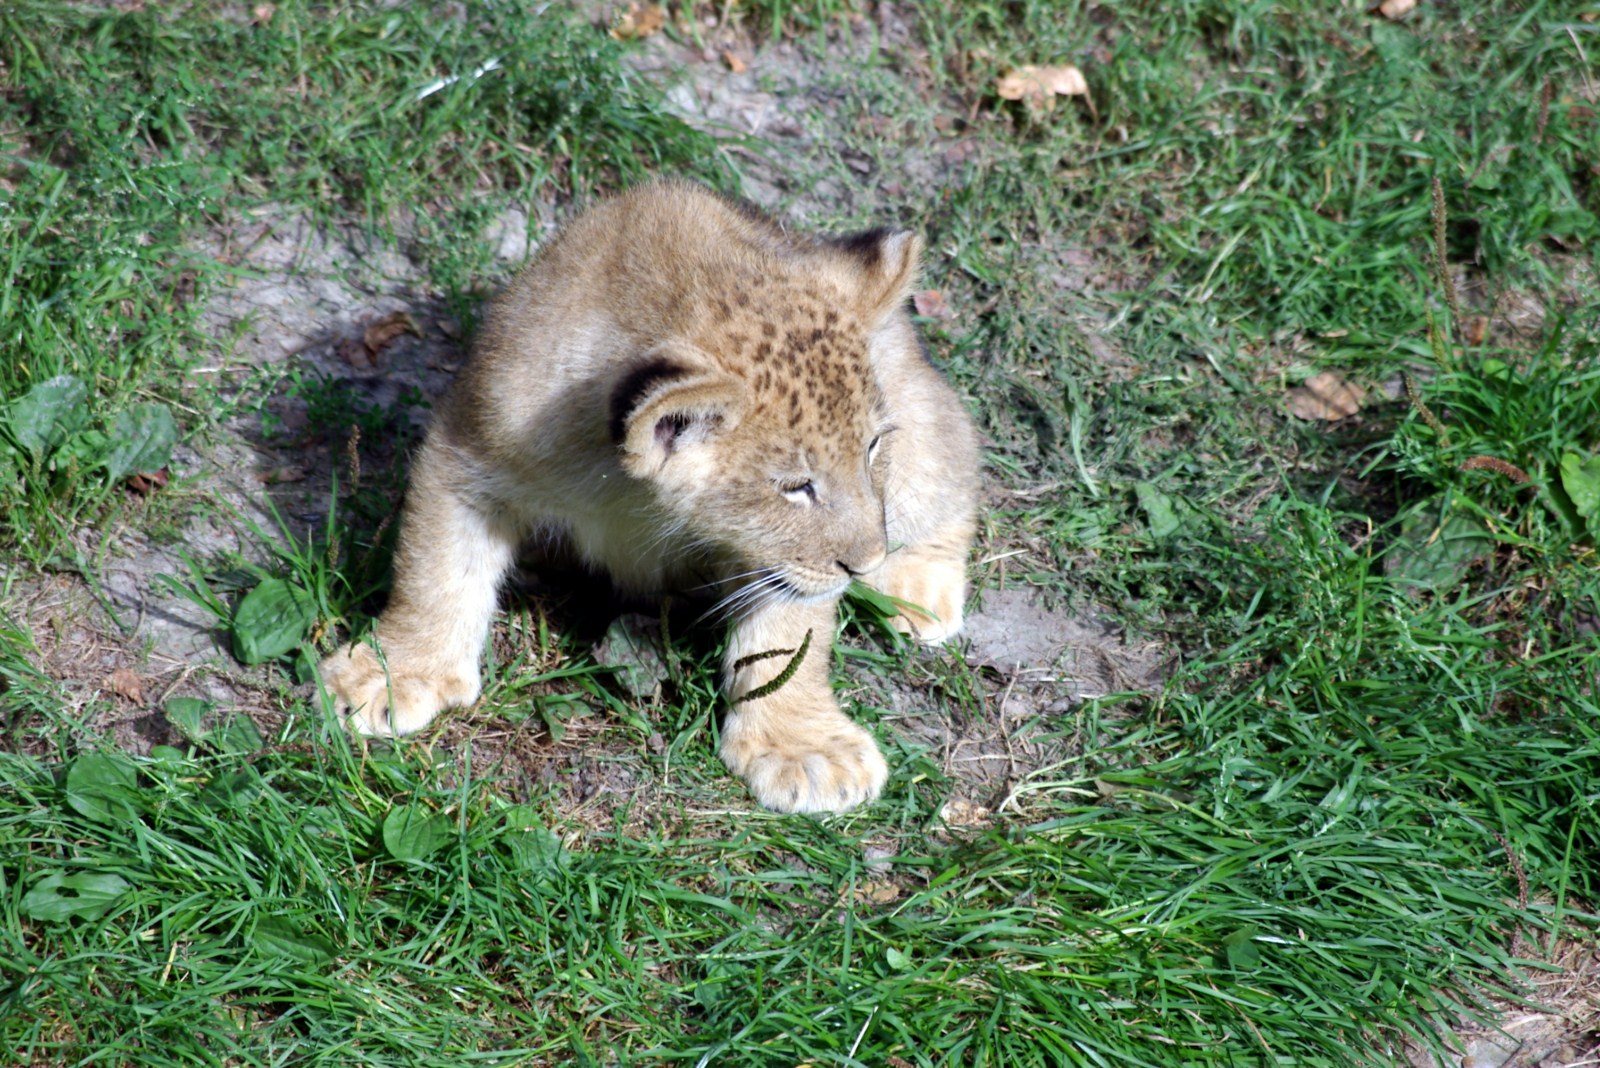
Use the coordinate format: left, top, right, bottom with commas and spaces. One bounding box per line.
838, 542, 888, 577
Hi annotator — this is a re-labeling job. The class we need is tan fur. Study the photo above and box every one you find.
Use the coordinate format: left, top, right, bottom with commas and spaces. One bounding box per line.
318, 180, 979, 813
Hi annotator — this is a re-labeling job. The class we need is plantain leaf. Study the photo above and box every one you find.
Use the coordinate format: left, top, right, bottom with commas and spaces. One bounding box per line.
22, 872, 131, 922
383, 803, 454, 863
105, 403, 177, 482
232, 577, 315, 664
5, 374, 89, 462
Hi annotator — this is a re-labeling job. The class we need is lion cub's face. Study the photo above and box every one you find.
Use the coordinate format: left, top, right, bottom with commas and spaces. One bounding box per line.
608, 228, 924, 606
613, 324, 890, 603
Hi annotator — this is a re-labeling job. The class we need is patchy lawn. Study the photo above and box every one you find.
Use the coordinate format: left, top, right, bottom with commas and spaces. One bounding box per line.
2, 2, 1598, 1065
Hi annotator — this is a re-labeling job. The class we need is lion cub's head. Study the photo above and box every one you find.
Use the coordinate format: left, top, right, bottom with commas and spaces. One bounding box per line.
610, 228, 922, 603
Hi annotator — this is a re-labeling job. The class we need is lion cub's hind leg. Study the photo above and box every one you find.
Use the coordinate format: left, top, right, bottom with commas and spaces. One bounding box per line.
319, 444, 520, 736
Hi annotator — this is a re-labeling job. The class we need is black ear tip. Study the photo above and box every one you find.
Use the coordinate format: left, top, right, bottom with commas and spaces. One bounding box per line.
831, 227, 895, 268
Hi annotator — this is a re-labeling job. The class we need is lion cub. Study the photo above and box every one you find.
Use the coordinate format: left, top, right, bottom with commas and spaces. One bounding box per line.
319, 180, 979, 813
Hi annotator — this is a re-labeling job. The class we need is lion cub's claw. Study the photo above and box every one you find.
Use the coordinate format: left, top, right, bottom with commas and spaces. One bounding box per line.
318, 642, 477, 737
720, 716, 889, 814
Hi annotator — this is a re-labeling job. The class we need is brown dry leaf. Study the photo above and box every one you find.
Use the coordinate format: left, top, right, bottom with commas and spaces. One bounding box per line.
941, 138, 979, 166
610, 3, 666, 40
105, 668, 144, 705
338, 337, 373, 369
912, 289, 953, 320
257, 464, 308, 485
853, 881, 901, 905
1289, 370, 1367, 421
126, 468, 170, 495
720, 48, 748, 74
363, 310, 422, 356
1370, 0, 1418, 16
940, 798, 992, 826
995, 64, 1088, 113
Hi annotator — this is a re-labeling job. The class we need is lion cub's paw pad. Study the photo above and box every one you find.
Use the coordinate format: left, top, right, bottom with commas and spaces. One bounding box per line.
722, 726, 889, 814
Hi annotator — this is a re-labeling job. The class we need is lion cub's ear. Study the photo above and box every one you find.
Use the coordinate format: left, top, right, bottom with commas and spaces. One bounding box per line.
611, 344, 747, 478
827, 228, 923, 328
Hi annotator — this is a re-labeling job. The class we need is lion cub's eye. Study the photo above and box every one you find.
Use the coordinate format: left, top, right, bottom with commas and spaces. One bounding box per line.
779, 480, 817, 505
867, 425, 895, 464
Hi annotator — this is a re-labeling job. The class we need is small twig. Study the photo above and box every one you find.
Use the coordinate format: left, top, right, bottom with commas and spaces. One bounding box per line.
1402, 372, 1450, 447
345, 425, 362, 493
731, 628, 812, 705
1431, 176, 1464, 333
1494, 832, 1533, 960
354, 510, 394, 579
1534, 77, 1553, 145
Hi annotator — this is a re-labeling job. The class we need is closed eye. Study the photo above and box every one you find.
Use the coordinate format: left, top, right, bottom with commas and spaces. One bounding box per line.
779, 480, 817, 505
867, 425, 896, 464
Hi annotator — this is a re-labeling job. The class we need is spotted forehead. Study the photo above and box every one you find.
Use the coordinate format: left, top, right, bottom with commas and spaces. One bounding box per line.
699, 283, 883, 456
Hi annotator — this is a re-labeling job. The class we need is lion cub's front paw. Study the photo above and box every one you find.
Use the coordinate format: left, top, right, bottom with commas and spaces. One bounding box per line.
318, 641, 479, 737
720, 712, 889, 814
877, 555, 966, 645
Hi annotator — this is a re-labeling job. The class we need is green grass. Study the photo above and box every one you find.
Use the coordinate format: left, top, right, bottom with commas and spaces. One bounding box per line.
4, 1, 1599, 1065
0, 0, 728, 561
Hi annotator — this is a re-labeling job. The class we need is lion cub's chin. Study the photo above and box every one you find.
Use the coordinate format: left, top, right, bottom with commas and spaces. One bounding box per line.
317, 179, 980, 813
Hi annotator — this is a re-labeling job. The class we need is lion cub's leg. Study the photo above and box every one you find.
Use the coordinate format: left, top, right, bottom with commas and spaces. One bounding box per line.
864, 520, 972, 645
720, 597, 888, 813
318, 443, 519, 736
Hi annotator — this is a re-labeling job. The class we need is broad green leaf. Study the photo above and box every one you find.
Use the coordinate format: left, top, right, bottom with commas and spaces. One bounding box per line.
885, 946, 913, 972
1387, 507, 1493, 588
5, 374, 89, 462
215, 714, 265, 755
105, 403, 177, 481
59, 427, 110, 469
232, 577, 315, 664
383, 803, 454, 863
21, 872, 130, 922
65, 752, 139, 822
201, 766, 268, 811
1135, 481, 1185, 541
251, 915, 338, 967
165, 696, 211, 743
1559, 451, 1600, 529
1219, 927, 1261, 970
505, 823, 567, 879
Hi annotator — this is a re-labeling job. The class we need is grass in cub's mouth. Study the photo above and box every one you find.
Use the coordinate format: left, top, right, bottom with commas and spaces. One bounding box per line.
3, 1, 1599, 1065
